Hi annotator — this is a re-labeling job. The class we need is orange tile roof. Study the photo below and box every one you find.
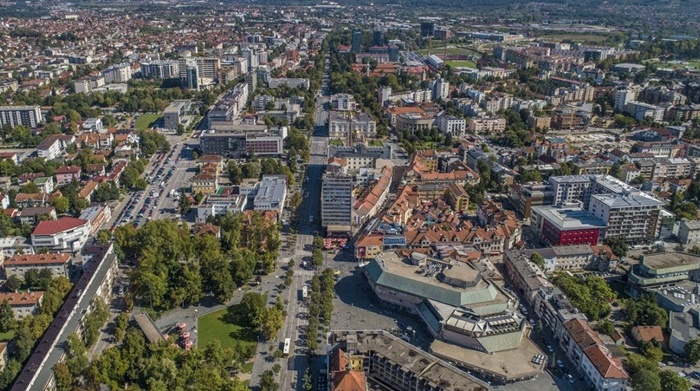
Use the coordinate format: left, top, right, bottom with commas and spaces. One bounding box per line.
5, 253, 71, 266
0, 291, 44, 306
632, 326, 664, 343
332, 371, 367, 391
583, 344, 628, 379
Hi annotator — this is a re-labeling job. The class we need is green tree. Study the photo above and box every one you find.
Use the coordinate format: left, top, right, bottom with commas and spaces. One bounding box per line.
239, 292, 267, 327
641, 342, 664, 363
625, 294, 668, 327
53, 361, 73, 391
685, 338, 700, 364
520, 169, 543, 183
260, 370, 279, 391
260, 306, 284, 340
53, 196, 70, 214
530, 253, 545, 270
303, 368, 313, 391
659, 369, 691, 391
114, 312, 129, 342
632, 369, 661, 391
604, 236, 629, 258
597, 319, 615, 337
312, 248, 324, 268
96, 229, 111, 244
0, 300, 15, 332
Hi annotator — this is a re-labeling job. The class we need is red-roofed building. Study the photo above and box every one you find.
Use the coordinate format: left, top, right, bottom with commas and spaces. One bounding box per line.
4, 253, 72, 279
31, 217, 90, 252
0, 291, 44, 319
54, 165, 81, 186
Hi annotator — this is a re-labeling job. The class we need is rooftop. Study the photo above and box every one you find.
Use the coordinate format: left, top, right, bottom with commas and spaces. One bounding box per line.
32, 217, 88, 236
532, 205, 607, 230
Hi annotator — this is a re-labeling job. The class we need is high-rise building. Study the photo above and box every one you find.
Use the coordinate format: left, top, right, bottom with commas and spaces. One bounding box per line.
321, 169, 353, 233
0, 105, 43, 128
241, 48, 258, 71
102, 63, 133, 83
196, 58, 221, 82
588, 192, 664, 243
246, 72, 257, 94
372, 29, 384, 46
351, 29, 362, 53
432, 77, 449, 101
420, 22, 435, 37
140, 60, 179, 79
378, 87, 392, 105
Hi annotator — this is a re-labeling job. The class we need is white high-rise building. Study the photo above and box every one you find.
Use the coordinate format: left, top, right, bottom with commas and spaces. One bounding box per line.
0, 105, 43, 128
614, 85, 641, 112
102, 63, 133, 83
588, 192, 664, 243
433, 77, 450, 101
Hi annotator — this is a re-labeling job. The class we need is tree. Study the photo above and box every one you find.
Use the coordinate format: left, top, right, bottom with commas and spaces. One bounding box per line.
312, 248, 324, 268
21, 182, 40, 194
179, 192, 191, 214
685, 338, 700, 365
0, 300, 15, 332
659, 369, 691, 391
239, 292, 267, 327
597, 319, 615, 337
53, 196, 70, 214
641, 341, 664, 363
5, 275, 20, 292
114, 312, 129, 342
53, 361, 73, 391
303, 368, 313, 391
228, 160, 243, 185
260, 370, 279, 391
520, 170, 543, 183
96, 229, 111, 244
632, 369, 661, 391
604, 236, 629, 258
530, 253, 545, 270
625, 294, 668, 327
243, 162, 261, 179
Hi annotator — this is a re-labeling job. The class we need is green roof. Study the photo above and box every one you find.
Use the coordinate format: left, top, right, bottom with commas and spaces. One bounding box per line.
478, 330, 523, 353
366, 259, 499, 308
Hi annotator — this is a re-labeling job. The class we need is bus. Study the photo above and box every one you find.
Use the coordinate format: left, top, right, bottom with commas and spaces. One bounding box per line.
282, 338, 291, 357
301, 286, 308, 301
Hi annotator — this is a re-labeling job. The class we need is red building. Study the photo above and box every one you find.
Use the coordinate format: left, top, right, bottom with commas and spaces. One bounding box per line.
532, 205, 607, 246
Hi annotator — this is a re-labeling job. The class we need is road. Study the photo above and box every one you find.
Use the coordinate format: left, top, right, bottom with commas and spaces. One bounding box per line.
265, 49, 331, 391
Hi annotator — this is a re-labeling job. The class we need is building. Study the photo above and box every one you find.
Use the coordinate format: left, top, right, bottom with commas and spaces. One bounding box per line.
54, 166, 81, 186
679, 220, 700, 244
0, 292, 43, 319
351, 29, 362, 53
531, 205, 607, 246
508, 183, 555, 218
627, 252, 700, 296
199, 126, 285, 158
4, 253, 72, 279
328, 144, 393, 171
0, 236, 33, 259
268, 78, 310, 90
190, 173, 218, 195
468, 117, 506, 134
322, 170, 353, 234
30, 217, 91, 252
669, 309, 700, 355
625, 101, 665, 122
0, 105, 43, 128
588, 192, 664, 243
527, 115, 552, 131
102, 63, 133, 83
10, 245, 118, 391
140, 60, 179, 79
253, 176, 287, 216
436, 114, 466, 136
162, 100, 191, 130
395, 113, 435, 133
420, 22, 435, 37
328, 111, 377, 140
195, 193, 247, 222
561, 319, 628, 391
331, 94, 358, 111
78, 205, 111, 235
330, 330, 488, 391
503, 249, 552, 304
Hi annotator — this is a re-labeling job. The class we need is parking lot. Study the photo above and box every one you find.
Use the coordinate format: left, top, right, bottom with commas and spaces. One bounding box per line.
327, 249, 432, 350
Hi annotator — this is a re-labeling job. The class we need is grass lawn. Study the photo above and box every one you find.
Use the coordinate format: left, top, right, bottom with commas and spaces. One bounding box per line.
197, 305, 258, 350
135, 114, 162, 130
446, 60, 477, 68
240, 361, 254, 373
368, 139, 383, 147
329, 138, 345, 146
0, 331, 14, 342
417, 46, 481, 57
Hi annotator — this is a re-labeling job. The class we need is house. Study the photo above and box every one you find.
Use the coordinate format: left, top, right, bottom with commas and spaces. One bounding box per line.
190, 174, 218, 195
3, 253, 72, 279
85, 164, 106, 177
18, 207, 57, 226
54, 166, 82, 186
33, 177, 54, 194
630, 326, 664, 345
355, 234, 384, 260
36, 135, 64, 160
0, 291, 44, 319
77, 181, 100, 202
13, 193, 57, 208
30, 217, 91, 252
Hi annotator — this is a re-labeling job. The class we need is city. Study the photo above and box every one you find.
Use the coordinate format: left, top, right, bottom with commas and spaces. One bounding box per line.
2, 1, 700, 391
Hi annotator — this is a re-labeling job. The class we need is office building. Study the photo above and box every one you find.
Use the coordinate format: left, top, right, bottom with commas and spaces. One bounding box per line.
30, 217, 91, 252
436, 114, 466, 136
0, 105, 43, 128
420, 22, 435, 37
372, 29, 384, 46
328, 143, 392, 171
627, 252, 700, 296
253, 176, 287, 216
322, 168, 354, 233
196, 57, 220, 83
530, 205, 607, 246
162, 100, 192, 130
351, 29, 362, 53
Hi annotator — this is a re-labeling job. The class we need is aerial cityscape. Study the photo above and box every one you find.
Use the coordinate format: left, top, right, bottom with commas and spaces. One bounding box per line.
2, 1, 700, 391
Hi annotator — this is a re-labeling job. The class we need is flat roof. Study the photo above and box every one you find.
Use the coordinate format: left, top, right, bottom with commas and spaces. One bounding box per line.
532, 205, 607, 230
430, 336, 544, 382
641, 252, 700, 272
333, 330, 489, 391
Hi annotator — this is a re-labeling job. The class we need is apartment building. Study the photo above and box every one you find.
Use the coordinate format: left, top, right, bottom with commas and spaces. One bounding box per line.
0, 292, 43, 319
468, 117, 506, 133
678, 220, 700, 244
4, 253, 72, 279
0, 105, 43, 128
140, 60, 180, 79
102, 63, 133, 83
588, 192, 664, 243
30, 217, 91, 252
531, 205, 607, 246
321, 169, 354, 234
